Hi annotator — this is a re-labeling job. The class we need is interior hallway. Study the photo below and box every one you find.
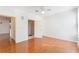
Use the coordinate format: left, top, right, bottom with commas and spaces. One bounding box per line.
0, 36, 79, 53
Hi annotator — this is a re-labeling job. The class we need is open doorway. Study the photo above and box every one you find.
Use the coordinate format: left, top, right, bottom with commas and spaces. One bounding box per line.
0, 15, 16, 52
28, 20, 35, 39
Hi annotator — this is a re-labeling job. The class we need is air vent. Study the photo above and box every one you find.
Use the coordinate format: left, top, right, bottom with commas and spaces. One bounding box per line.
47, 9, 51, 11
0, 22, 2, 24
35, 10, 39, 12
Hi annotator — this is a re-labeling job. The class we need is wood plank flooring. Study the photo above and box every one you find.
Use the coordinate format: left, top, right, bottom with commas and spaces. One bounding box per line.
0, 34, 16, 53
16, 37, 79, 53
0, 36, 79, 53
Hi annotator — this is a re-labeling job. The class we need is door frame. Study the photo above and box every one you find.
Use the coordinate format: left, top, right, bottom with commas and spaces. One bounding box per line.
0, 15, 16, 43
28, 19, 35, 39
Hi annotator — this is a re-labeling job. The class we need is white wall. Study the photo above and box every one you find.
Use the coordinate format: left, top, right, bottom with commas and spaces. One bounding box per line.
0, 6, 43, 43
78, 8, 79, 40
78, 8, 79, 46
0, 7, 29, 43
28, 14, 44, 38
0, 17, 10, 34
0, 6, 77, 43
34, 20, 44, 38
44, 9, 77, 41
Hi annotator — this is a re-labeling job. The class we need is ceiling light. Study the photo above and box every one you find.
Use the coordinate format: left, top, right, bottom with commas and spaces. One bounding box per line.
41, 11, 45, 14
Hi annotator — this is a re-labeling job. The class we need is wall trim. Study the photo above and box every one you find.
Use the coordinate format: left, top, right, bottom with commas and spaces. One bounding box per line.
43, 36, 79, 47
43, 35, 78, 43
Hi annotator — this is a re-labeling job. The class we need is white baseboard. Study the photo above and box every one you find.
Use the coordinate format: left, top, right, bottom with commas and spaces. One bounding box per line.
43, 35, 79, 47
43, 35, 78, 42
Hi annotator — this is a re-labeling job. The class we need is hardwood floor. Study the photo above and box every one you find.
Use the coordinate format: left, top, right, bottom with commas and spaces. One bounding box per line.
0, 36, 79, 53
78, 48, 79, 52
0, 34, 16, 53
41, 36, 78, 53
0, 38, 16, 53
16, 37, 79, 53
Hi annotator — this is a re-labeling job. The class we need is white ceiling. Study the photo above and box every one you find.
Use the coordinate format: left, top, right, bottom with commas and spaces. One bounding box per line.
43, 6, 77, 16
1, 6, 77, 16
27, 6, 77, 16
